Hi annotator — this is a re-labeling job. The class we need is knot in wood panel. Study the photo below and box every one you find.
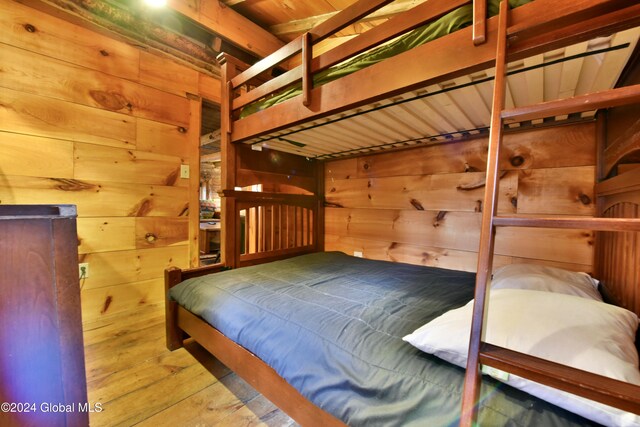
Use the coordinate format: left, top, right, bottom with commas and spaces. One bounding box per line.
578, 193, 592, 205
410, 199, 424, 210
101, 295, 113, 314
89, 90, 131, 111
50, 178, 97, 192
464, 163, 480, 172
510, 155, 525, 167
99, 50, 110, 56
129, 198, 153, 216
24, 23, 36, 33
433, 211, 447, 227
458, 170, 508, 191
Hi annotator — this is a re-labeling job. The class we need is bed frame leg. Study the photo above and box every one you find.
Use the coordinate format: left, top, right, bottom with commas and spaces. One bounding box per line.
165, 267, 185, 350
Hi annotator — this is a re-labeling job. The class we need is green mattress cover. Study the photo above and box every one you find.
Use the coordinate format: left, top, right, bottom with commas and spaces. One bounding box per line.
240, 0, 532, 118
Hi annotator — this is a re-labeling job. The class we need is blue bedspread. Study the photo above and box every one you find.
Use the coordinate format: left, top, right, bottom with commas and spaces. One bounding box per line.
170, 252, 597, 426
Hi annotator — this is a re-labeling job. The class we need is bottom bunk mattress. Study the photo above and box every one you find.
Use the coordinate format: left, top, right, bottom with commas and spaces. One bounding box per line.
169, 251, 598, 426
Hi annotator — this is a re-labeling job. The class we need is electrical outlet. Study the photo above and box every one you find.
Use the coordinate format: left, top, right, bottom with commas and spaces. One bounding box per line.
353, 251, 363, 258
180, 164, 190, 178
79, 263, 89, 279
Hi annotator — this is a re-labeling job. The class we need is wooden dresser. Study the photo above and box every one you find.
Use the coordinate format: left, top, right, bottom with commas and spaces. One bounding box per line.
0, 205, 88, 427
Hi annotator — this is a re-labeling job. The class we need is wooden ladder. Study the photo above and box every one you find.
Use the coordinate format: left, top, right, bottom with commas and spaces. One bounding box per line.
459, 1, 640, 425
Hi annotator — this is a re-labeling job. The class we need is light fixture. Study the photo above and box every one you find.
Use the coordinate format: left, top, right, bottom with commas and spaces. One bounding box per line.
144, 0, 167, 7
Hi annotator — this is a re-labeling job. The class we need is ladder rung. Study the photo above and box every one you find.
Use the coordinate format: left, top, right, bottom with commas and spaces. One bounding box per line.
493, 216, 640, 231
480, 343, 640, 415
501, 84, 640, 123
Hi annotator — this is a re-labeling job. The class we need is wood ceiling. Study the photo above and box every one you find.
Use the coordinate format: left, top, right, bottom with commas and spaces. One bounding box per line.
220, 0, 427, 48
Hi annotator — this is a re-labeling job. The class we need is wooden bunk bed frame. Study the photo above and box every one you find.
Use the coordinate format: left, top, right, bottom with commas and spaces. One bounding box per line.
166, 0, 640, 425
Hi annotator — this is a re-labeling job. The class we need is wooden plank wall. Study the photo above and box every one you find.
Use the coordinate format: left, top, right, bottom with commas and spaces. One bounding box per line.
0, 0, 220, 323
325, 122, 597, 272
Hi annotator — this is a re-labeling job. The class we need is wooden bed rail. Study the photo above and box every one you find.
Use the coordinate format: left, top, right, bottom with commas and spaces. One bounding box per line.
228, 0, 483, 118
229, 0, 640, 143
222, 191, 321, 268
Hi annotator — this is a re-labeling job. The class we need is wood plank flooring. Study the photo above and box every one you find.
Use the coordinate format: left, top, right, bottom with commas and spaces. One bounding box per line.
83, 303, 296, 426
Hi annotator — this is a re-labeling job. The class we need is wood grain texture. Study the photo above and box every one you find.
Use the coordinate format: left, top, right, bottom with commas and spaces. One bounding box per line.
324, 235, 592, 273
78, 246, 189, 290
77, 217, 136, 254
1, 87, 135, 149
81, 278, 164, 320
136, 118, 191, 159
0, 0, 140, 80
517, 166, 596, 215
1, 43, 190, 127
74, 143, 187, 187
0, 175, 189, 218
324, 122, 597, 270
198, 74, 222, 104
326, 210, 593, 265
0, 132, 74, 179
326, 171, 517, 213
341, 123, 596, 180
83, 304, 292, 426
135, 217, 189, 249
139, 51, 199, 98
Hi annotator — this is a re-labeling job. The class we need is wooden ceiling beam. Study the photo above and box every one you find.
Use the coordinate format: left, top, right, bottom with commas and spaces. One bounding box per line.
168, 0, 285, 59
270, 0, 428, 37
221, 0, 246, 6
15, 0, 222, 75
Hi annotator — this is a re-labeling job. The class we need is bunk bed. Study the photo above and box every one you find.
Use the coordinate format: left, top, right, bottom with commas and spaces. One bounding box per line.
166, 0, 640, 425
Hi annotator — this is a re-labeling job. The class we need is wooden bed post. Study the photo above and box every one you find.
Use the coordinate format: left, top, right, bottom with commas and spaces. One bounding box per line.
473, 0, 487, 45
217, 53, 244, 269
165, 266, 185, 350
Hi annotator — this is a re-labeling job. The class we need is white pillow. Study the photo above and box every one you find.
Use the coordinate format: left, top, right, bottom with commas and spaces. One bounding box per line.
491, 263, 602, 301
403, 289, 640, 426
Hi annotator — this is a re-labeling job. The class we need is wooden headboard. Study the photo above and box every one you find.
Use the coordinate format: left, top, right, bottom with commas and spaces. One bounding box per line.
594, 166, 640, 316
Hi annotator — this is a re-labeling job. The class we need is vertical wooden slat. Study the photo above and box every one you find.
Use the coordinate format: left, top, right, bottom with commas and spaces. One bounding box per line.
302, 32, 312, 107
307, 209, 314, 245
243, 209, 249, 255
281, 204, 287, 249
258, 205, 263, 253
473, 0, 487, 45
249, 206, 256, 254
302, 207, 306, 247
264, 204, 271, 252
292, 206, 297, 248
316, 160, 325, 251
460, 1, 509, 425
270, 204, 275, 251
307, 208, 311, 246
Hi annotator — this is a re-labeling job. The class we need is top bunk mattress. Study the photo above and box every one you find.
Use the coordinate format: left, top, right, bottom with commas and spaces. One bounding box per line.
169, 251, 599, 426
